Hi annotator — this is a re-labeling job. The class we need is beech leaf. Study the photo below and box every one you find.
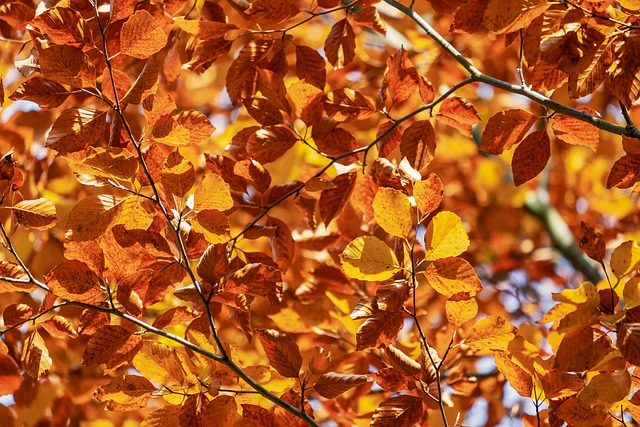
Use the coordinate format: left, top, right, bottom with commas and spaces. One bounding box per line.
340, 236, 401, 281
314, 372, 371, 398
256, 329, 303, 378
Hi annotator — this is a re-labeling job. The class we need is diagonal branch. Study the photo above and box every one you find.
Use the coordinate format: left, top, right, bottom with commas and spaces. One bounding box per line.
382, 0, 640, 140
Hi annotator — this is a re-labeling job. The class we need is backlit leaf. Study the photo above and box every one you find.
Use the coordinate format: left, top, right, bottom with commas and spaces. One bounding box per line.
314, 372, 371, 398
66, 195, 124, 241
295, 45, 326, 89
483, 0, 548, 34
21, 330, 51, 380
552, 107, 600, 152
373, 187, 412, 238
194, 173, 234, 212
45, 260, 103, 303
480, 109, 537, 155
511, 129, 550, 186
424, 257, 483, 297
436, 96, 481, 137
31, 6, 89, 48
370, 395, 423, 427
424, 211, 470, 261
413, 173, 444, 217
340, 236, 401, 281
132, 341, 197, 388
445, 294, 478, 327
465, 315, 517, 352
256, 329, 303, 378
356, 311, 404, 350
8, 198, 58, 230
95, 375, 156, 412
46, 108, 107, 154
120, 10, 168, 59
400, 120, 436, 171
611, 240, 640, 279
309, 347, 332, 374
39, 45, 95, 88
245, 0, 300, 25
324, 19, 355, 68
607, 154, 640, 189
578, 222, 606, 262
9, 77, 70, 108
384, 47, 419, 104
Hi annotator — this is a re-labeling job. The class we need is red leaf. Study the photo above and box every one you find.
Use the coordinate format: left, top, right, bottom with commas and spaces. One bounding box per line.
324, 18, 356, 68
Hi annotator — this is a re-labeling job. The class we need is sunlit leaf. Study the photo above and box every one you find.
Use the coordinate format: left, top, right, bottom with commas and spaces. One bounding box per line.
46, 108, 107, 154
465, 315, 517, 352
373, 187, 412, 238
480, 109, 537, 155
340, 236, 401, 281
424, 257, 483, 297
256, 329, 303, 378
370, 395, 422, 427
424, 211, 470, 261
120, 10, 168, 59
8, 198, 59, 230
314, 372, 371, 398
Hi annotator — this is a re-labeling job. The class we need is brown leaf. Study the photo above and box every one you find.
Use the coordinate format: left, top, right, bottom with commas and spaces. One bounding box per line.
324, 18, 355, 68
579, 222, 606, 262
607, 154, 640, 189
384, 345, 421, 376
0, 2, 35, 30
46, 108, 107, 154
123, 58, 159, 104
356, 311, 404, 351
319, 172, 357, 225
45, 260, 103, 303
245, 0, 300, 25
314, 372, 371, 398
377, 120, 402, 158
295, 45, 326, 89
120, 10, 168, 59
226, 39, 272, 104
287, 81, 326, 125
39, 45, 96, 88
95, 375, 156, 412
369, 368, 413, 392
256, 329, 302, 378
265, 216, 295, 274
65, 195, 124, 241
9, 77, 69, 108
324, 88, 375, 122
511, 129, 550, 186
241, 404, 278, 427
384, 47, 419, 104
436, 96, 481, 137
0, 352, 23, 396
370, 395, 423, 427
2, 303, 32, 326
40, 315, 78, 338
203, 395, 237, 427
400, 120, 437, 171
246, 126, 297, 164
480, 109, 537, 154
0, 261, 33, 293
30, 6, 89, 48
161, 150, 195, 197
152, 110, 215, 146
309, 346, 332, 374
9, 198, 59, 230
352, 6, 386, 35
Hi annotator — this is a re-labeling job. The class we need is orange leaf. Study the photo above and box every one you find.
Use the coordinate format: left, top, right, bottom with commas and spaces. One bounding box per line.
123, 58, 159, 104
436, 96, 481, 137
369, 368, 413, 392
383, 345, 421, 376
400, 120, 436, 171
483, 0, 548, 34
8, 198, 59, 230
0, 261, 33, 293
352, 6, 386, 35
203, 395, 238, 427
2, 303, 32, 326
424, 257, 483, 297
245, 0, 300, 25
445, 294, 478, 327
552, 107, 600, 152
242, 404, 278, 427
256, 329, 303, 378
21, 330, 51, 380
413, 173, 443, 216
95, 375, 156, 412
0, 352, 22, 396
607, 154, 640, 189
45, 259, 103, 303
31, 6, 89, 48
40, 315, 78, 338
493, 351, 533, 397
226, 39, 272, 104
319, 172, 357, 225
120, 10, 168, 59
465, 315, 517, 352
152, 110, 215, 146
480, 109, 537, 155
370, 395, 423, 427
314, 372, 371, 398
39, 45, 96, 88
511, 129, 550, 186
132, 341, 197, 387
356, 311, 404, 351
384, 47, 419, 103
45, 108, 107, 154
194, 172, 233, 212
0, 2, 35, 31
324, 18, 355, 68
246, 126, 297, 164
65, 195, 124, 241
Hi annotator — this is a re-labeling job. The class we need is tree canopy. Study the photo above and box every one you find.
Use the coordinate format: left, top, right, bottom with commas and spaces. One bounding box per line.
1, 0, 640, 425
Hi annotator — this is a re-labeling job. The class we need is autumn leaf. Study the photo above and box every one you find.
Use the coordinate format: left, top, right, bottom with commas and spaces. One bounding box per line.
578, 222, 606, 262
480, 109, 537, 155
9, 77, 70, 108
370, 395, 423, 427
611, 240, 640, 279
314, 372, 371, 398
436, 97, 481, 137
256, 329, 303, 378
120, 10, 168, 59
21, 330, 52, 380
373, 187, 412, 238
445, 294, 478, 327
46, 260, 103, 303
384, 47, 419, 104
340, 236, 401, 281
552, 107, 600, 152
400, 120, 437, 171
39, 45, 96, 88
8, 198, 59, 230
46, 108, 107, 154
65, 195, 124, 241
424, 211, 470, 261
464, 315, 517, 352
511, 129, 550, 186
309, 347, 332, 374
95, 375, 156, 412
324, 18, 355, 68
424, 257, 483, 297
413, 173, 444, 216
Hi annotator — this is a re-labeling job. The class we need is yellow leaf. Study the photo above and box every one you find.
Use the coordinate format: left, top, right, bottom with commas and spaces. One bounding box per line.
624, 277, 640, 309
445, 295, 478, 327
552, 282, 600, 306
95, 375, 156, 412
611, 240, 640, 279
340, 236, 401, 281
132, 341, 198, 388
578, 370, 631, 410
424, 211, 469, 261
192, 210, 231, 244
465, 315, 517, 352
115, 196, 155, 231
373, 187, 412, 238
9, 198, 59, 230
424, 257, 483, 297
493, 351, 533, 397
194, 173, 234, 212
